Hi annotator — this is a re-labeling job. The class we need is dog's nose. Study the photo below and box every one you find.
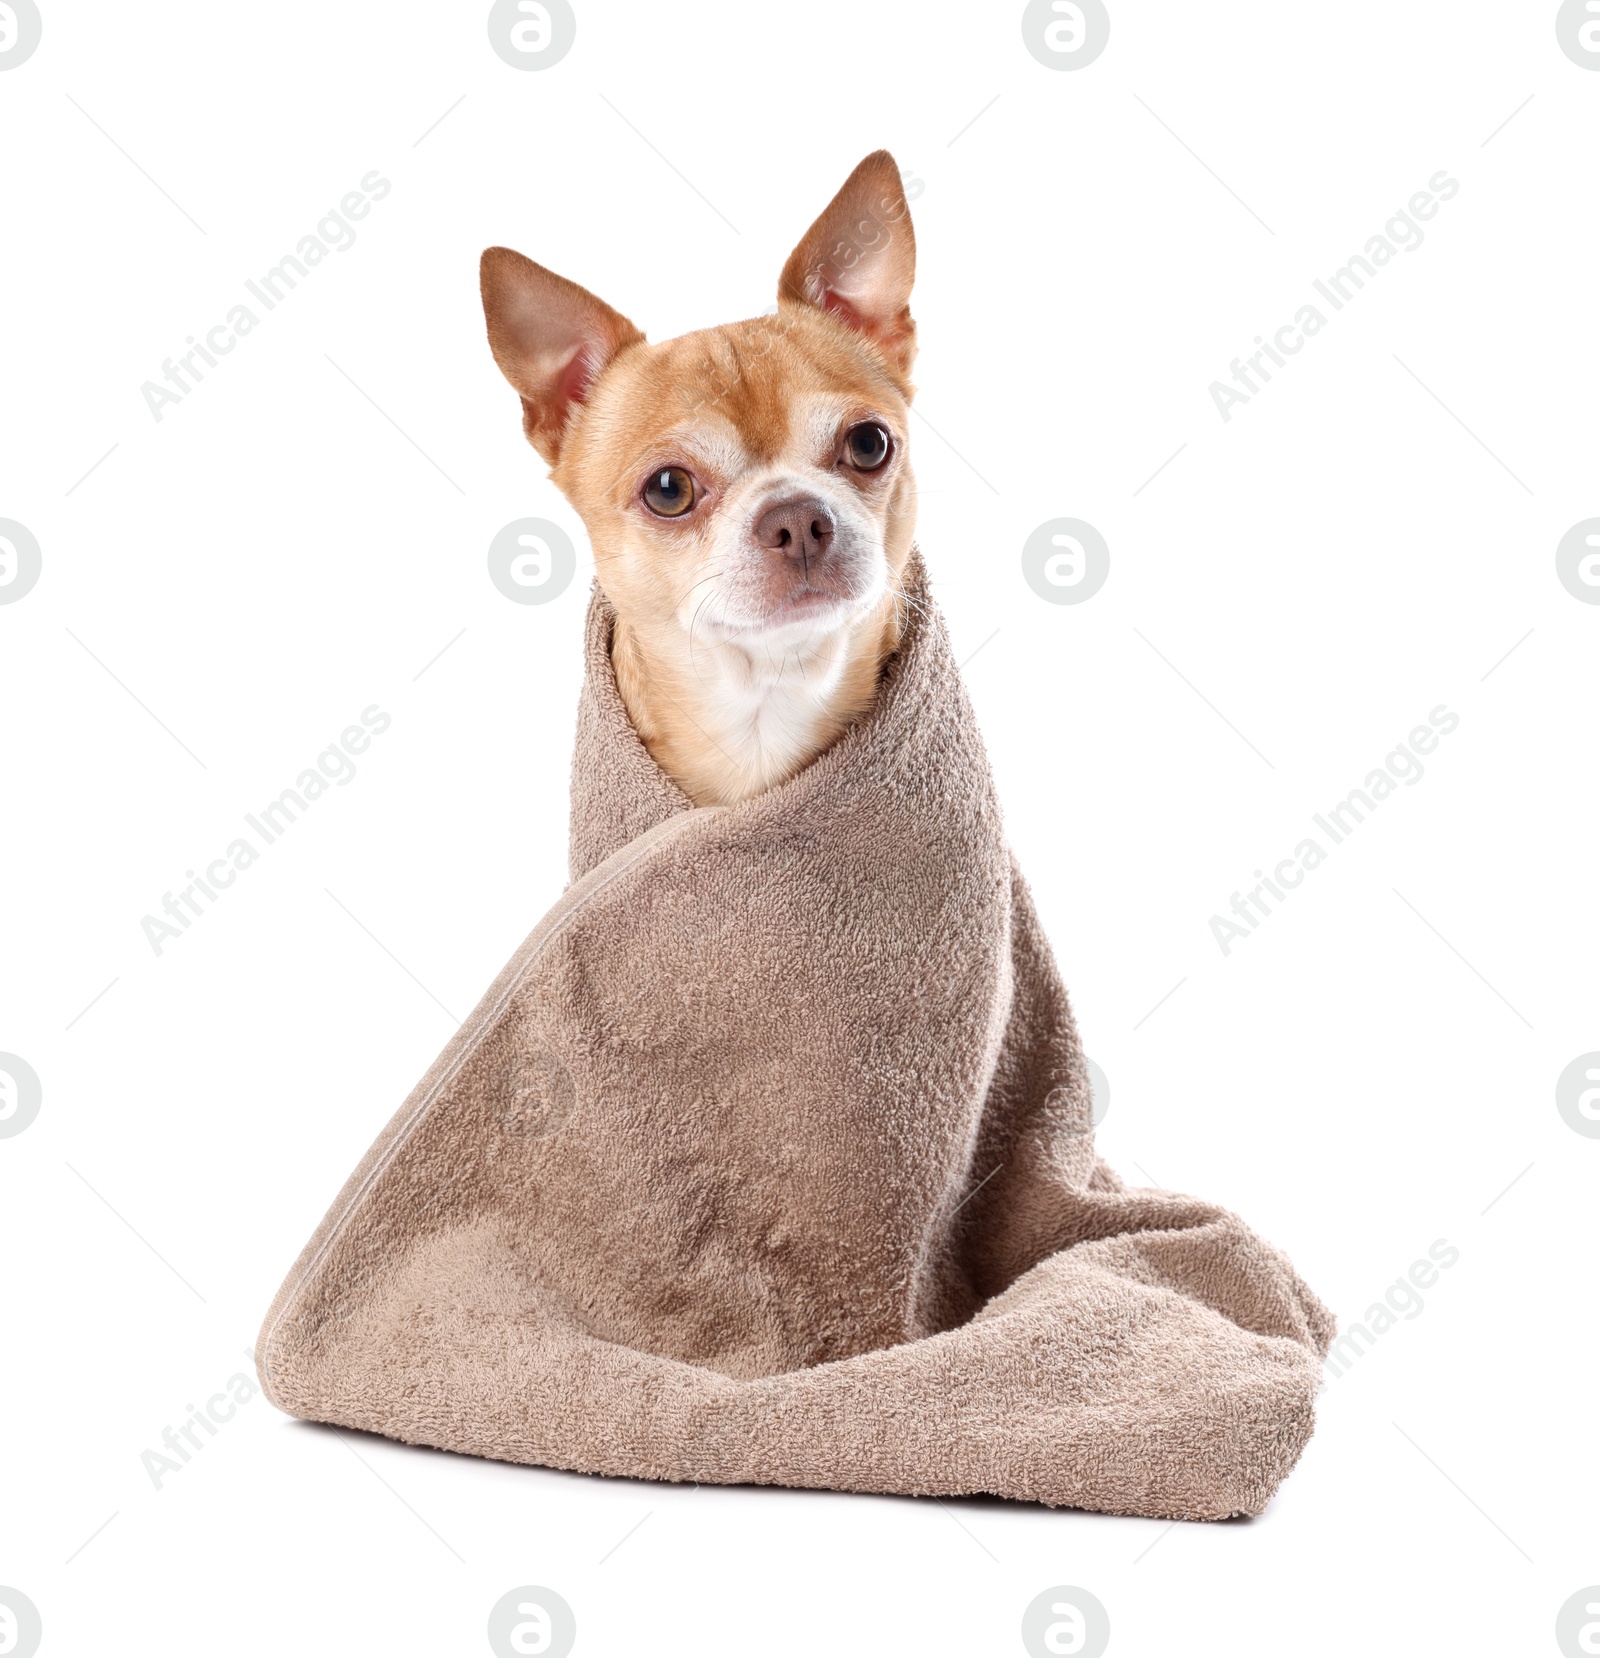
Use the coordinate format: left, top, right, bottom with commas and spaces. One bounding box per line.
754, 496, 835, 567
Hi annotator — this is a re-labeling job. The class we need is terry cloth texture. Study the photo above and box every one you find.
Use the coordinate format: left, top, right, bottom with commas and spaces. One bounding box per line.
257, 557, 1335, 1520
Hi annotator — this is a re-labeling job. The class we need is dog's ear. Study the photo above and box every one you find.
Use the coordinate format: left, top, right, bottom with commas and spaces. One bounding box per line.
480, 248, 645, 464
778, 150, 916, 379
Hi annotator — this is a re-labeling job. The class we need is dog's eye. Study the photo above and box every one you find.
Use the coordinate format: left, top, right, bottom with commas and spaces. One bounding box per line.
642, 466, 696, 517
843, 422, 891, 471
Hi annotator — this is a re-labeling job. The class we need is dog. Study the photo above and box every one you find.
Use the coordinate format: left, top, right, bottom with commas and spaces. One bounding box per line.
480, 151, 918, 806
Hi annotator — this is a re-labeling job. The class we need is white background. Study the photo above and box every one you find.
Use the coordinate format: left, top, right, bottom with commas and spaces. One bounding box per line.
2, 2, 1596, 1654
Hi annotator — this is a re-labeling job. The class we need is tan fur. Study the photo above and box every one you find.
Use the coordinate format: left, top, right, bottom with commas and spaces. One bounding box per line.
481, 152, 920, 805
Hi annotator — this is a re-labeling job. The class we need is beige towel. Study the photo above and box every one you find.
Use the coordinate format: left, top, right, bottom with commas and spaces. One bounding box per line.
257, 557, 1334, 1520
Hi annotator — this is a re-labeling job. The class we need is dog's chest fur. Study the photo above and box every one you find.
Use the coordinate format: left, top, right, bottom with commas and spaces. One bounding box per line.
612, 609, 893, 803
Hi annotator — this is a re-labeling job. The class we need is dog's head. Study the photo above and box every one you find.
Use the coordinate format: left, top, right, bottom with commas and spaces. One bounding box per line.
480, 151, 917, 654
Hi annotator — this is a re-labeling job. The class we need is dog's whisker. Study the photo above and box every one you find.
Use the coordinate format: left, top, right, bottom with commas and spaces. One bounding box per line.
685, 575, 729, 681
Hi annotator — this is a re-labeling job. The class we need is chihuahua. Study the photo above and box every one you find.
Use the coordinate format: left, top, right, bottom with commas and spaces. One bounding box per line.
480, 151, 918, 806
